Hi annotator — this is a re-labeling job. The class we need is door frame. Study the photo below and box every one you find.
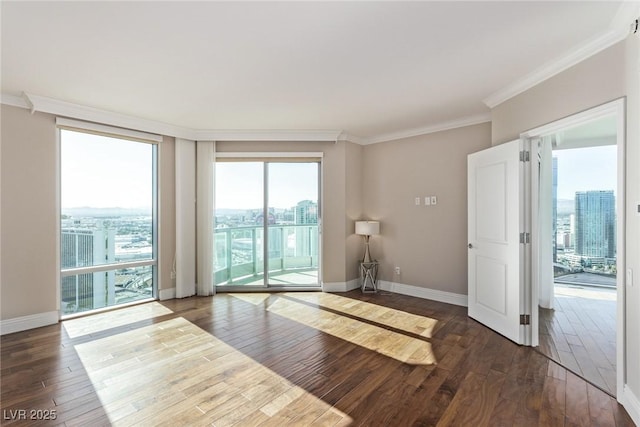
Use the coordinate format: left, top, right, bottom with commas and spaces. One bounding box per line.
520, 98, 626, 400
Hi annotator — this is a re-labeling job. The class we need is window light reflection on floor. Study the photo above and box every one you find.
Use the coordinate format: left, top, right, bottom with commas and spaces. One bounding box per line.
62, 302, 174, 339
265, 296, 437, 366
282, 292, 439, 338
73, 316, 352, 426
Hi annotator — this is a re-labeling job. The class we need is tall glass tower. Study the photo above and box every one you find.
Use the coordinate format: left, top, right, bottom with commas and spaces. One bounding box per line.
61, 227, 116, 313
574, 190, 616, 258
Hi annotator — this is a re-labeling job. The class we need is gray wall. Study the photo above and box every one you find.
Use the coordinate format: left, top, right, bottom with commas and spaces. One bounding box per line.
491, 41, 626, 145
362, 123, 492, 295
1, 106, 58, 320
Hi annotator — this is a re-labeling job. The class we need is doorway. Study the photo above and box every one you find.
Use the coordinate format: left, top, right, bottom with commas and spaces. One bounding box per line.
214, 159, 321, 290
527, 101, 625, 398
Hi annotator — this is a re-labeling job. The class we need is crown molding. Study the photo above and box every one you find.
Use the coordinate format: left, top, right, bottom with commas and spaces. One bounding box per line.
337, 132, 365, 145
23, 93, 197, 140
483, 28, 627, 108
1, 93, 342, 142
484, 2, 640, 109
193, 129, 341, 142
1, 92, 491, 145
0, 93, 30, 109
360, 113, 492, 145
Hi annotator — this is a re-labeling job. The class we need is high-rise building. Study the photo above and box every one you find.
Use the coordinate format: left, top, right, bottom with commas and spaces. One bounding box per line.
295, 200, 318, 225
294, 200, 318, 261
574, 190, 616, 259
61, 227, 116, 313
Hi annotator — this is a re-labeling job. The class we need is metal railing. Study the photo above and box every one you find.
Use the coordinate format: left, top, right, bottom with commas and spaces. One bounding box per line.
214, 224, 319, 285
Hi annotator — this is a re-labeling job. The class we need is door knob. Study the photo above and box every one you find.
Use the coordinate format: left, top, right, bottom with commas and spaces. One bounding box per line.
468, 243, 473, 249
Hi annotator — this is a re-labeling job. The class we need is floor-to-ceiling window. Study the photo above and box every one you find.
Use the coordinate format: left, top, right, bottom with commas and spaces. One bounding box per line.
214, 158, 321, 289
59, 123, 158, 316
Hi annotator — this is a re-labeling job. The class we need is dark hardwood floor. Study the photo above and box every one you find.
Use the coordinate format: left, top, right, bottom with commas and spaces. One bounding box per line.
539, 285, 617, 397
1, 290, 634, 426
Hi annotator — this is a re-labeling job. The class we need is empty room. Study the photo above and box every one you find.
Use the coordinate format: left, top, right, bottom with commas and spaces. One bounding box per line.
1, 1, 640, 426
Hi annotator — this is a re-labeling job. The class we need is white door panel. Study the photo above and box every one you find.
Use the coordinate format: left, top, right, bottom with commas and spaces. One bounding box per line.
468, 140, 524, 345
475, 255, 507, 314
476, 162, 508, 243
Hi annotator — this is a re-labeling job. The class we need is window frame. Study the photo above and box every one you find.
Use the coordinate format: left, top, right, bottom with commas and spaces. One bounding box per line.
57, 118, 159, 318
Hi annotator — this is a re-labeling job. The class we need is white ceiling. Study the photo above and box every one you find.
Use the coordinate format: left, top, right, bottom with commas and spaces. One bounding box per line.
553, 115, 618, 150
0, 1, 631, 143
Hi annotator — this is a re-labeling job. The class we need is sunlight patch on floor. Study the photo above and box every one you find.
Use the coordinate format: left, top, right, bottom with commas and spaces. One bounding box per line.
284, 292, 438, 338
73, 316, 351, 426
229, 293, 272, 305
63, 302, 174, 338
267, 296, 437, 366
554, 285, 616, 301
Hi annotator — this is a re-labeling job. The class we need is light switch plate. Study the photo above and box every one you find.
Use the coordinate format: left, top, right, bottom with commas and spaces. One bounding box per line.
424, 197, 431, 206
415, 197, 420, 206
431, 196, 437, 205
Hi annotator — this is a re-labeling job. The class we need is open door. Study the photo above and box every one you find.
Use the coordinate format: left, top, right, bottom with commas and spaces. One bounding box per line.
468, 140, 530, 345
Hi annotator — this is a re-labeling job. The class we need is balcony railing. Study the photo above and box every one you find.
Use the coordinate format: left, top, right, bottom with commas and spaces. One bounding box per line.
214, 224, 319, 286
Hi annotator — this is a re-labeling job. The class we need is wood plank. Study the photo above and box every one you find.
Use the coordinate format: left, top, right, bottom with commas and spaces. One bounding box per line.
0, 291, 630, 426
537, 287, 618, 399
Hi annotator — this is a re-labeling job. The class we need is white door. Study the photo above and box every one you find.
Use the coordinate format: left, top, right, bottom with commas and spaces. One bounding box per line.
468, 140, 526, 344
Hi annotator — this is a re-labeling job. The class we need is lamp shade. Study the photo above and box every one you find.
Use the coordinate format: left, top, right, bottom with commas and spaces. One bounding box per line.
355, 221, 380, 236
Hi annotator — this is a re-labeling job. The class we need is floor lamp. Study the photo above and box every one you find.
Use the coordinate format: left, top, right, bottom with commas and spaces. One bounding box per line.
355, 221, 380, 263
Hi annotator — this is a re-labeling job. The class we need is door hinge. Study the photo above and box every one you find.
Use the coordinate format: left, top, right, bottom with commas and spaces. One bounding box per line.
519, 232, 530, 244
520, 314, 531, 325
519, 150, 530, 162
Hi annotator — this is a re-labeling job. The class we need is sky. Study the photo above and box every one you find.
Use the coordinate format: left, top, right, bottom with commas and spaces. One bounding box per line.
554, 145, 617, 200
215, 162, 318, 210
61, 130, 153, 210
61, 129, 317, 212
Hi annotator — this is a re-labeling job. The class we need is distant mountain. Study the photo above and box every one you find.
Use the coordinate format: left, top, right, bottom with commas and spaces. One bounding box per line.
215, 208, 256, 216
215, 208, 288, 216
557, 199, 574, 216
62, 207, 151, 217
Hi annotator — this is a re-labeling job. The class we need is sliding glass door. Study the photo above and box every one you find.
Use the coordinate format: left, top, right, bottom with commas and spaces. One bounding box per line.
215, 160, 320, 289
214, 162, 266, 286
267, 163, 319, 286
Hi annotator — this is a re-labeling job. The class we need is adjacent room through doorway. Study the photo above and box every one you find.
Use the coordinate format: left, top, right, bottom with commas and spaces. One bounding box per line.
536, 114, 620, 397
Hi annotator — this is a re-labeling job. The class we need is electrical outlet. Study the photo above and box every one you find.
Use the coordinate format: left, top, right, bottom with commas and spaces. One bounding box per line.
395, 266, 401, 275
424, 197, 431, 206
415, 197, 421, 206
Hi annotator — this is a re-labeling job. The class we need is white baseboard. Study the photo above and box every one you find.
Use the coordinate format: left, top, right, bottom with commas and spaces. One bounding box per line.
622, 385, 640, 426
378, 280, 468, 307
159, 287, 176, 301
322, 279, 359, 293
0, 311, 59, 336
